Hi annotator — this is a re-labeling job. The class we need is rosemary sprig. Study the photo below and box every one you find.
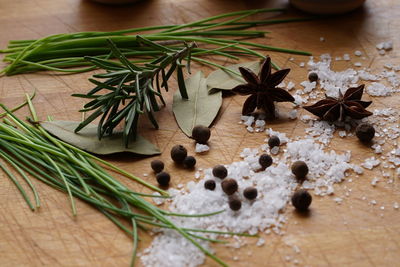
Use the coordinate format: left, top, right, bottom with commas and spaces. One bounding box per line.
0, 8, 313, 75
0, 97, 258, 266
74, 38, 194, 146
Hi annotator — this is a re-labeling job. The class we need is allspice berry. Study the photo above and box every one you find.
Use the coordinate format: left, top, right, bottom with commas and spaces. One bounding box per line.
183, 156, 196, 169
228, 196, 242, 211
268, 135, 280, 148
308, 72, 319, 82
212, 165, 228, 179
355, 123, 375, 143
259, 154, 273, 170
150, 159, 164, 173
291, 189, 312, 212
243, 187, 258, 200
171, 145, 187, 163
291, 161, 309, 180
192, 125, 211, 144
204, 180, 216, 190
221, 178, 238, 195
156, 171, 170, 187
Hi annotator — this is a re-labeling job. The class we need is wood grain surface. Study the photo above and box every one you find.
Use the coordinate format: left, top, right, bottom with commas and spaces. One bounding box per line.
1, 0, 400, 266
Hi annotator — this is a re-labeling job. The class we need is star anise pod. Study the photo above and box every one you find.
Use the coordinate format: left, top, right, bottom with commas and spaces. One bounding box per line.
232, 57, 294, 117
303, 84, 372, 122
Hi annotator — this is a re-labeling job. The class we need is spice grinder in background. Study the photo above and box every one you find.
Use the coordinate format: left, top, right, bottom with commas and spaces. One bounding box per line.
290, 0, 366, 14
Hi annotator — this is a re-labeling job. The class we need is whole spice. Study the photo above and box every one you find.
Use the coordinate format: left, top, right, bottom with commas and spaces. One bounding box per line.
291, 161, 309, 181
204, 180, 216, 191
308, 72, 319, 82
291, 189, 312, 211
355, 123, 375, 143
303, 84, 372, 122
212, 165, 228, 179
156, 171, 171, 187
259, 154, 273, 170
151, 159, 164, 173
268, 135, 280, 148
228, 196, 242, 211
232, 56, 295, 117
243, 187, 258, 200
192, 125, 211, 144
171, 145, 188, 163
183, 156, 196, 169
221, 178, 238, 195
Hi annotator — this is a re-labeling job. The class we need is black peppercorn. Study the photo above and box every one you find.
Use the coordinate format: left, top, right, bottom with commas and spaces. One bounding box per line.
212, 165, 228, 179
183, 156, 196, 169
355, 123, 375, 143
291, 161, 308, 181
228, 196, 242, 211
291, 189, 312, 211
221, 178, 238, 195
259, 154, 273, 170
156, 171, 170, 187
150, 159, 164, 173
308, 72, 319, 82
268, 135, 280, 148
243, 187, 258, 200
204, 180, 216, 190
192, 125, 211, 144
171, 145, 187, 163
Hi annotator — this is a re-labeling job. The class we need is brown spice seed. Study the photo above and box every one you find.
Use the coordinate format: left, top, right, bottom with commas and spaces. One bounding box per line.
228, 196, 242, 211
268, 135, 280, 148
204, 180, 216, 190
150, 159, 164, 173
156, 171, 170, 187
221, 178, 238, 195
192, 125, 211, 144
355, 123, 375, 143
243, 187, 258, 200
291, 160, 308, 180
259, 154, 273, 170
291, 189, 312, 211
212, 165, 228, 179
171, 145, 187, 163
183, 156, 196, 169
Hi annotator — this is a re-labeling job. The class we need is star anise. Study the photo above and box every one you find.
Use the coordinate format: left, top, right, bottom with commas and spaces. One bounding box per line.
232, 57, 294, 117
303, 84, 372, 122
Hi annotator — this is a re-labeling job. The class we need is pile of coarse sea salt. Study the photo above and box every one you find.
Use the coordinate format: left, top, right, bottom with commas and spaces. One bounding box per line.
141, 48, 400, 266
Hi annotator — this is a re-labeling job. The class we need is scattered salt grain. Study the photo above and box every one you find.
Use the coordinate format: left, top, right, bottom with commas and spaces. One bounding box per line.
354, 50, 362, 56
366, 82, 393, 96
343, 54, 351, 61
376, 41, 393, 51
287, 81, 295, 90
371, 177, 379, 186
320, 37, 325, 42
270, 146, 279, 155
195, 143, 210, 153
288, 109, 298, 120
256, 238, 265, 247
194, 171, 201, 179
361, 157, 381, 169
393, 202, 399, 209
143, 173, 148, 177
334, 197, 343, 204
152, 192, 165, 206
370, 200, 377, 205
300, 81, 316, 92
299, 62, 305, 68
354, 62, 362, 67
338, 131, 346, 138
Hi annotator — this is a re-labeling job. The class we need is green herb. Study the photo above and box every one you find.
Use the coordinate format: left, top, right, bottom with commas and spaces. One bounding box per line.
173, 71, 222, 136
0, 97, 257, 266
74, 38, 194, 147
206, 60, 261, 92
0, 9, 313, 75
40, 120, 161, 155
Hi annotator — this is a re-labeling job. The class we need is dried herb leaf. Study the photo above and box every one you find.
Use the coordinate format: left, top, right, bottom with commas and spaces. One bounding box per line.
41, 121, 160, 155
206, 61, 261, 91
173, 71, 222, 136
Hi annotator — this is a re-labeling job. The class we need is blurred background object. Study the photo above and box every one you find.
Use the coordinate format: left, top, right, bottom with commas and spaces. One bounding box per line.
90, 0, 142, 4
290, 0, 366, 14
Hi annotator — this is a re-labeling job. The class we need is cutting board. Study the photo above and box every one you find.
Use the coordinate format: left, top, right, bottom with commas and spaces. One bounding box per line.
0, 0, 399, 266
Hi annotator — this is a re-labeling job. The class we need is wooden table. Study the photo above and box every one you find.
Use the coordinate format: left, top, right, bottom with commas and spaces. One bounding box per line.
1, 0, 399, 266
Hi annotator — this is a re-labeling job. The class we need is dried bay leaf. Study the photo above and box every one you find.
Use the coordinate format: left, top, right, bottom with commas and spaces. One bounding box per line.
206, 61, 261, 91
173, 71, 222, 136
41, 121, 160, 155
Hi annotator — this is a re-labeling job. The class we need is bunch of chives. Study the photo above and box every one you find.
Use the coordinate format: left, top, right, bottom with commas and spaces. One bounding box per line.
0, 8, 313, 75
0, 96, 257, 266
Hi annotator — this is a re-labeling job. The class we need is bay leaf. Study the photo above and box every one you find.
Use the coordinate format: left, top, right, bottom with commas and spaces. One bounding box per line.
173, 71, 222, 137
206, 60, 261, 91
40, 120, 161, 156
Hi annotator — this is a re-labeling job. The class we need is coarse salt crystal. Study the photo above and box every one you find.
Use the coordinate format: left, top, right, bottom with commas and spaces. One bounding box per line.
366, 82, 392, 96
394, 202, 399, 209
287, 81, 295, 90
354, 62, 362, 67
354, 50, 362, 56
371, 177, 379, 186
195, 143, 210, 153
343, 54, 351, 61
361, 157, 381, 169
299, 62, 305, 68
